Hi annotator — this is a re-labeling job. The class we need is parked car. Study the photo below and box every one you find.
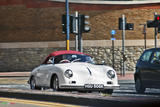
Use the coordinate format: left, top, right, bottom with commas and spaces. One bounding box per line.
134, 48, 160, 93
28, 50, 119, 94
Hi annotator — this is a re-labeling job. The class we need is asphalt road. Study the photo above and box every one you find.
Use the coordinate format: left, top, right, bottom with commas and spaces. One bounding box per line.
0, 78, 160, 107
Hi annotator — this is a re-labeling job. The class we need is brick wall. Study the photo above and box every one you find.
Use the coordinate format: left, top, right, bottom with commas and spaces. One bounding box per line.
0, 0, 160, 42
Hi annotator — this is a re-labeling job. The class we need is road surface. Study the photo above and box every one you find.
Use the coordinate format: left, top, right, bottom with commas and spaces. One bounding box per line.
0, 77, 160, 107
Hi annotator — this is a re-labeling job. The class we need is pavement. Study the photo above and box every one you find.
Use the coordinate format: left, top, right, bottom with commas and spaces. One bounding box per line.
0, 71, 134, 80
0, 72, 30, 77
117, 73, 134, 80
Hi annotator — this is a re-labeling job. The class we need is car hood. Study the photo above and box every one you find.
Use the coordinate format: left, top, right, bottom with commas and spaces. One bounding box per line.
55, 62, 116, 79
55, 62, 114, 71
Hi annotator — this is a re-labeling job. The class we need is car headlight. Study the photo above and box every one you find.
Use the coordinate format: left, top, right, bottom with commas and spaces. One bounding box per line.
107, 70, 115, 79
64, 69, 73, 79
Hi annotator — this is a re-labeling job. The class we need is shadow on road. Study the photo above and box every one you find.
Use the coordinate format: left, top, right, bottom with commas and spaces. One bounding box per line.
115, 91, 160, 96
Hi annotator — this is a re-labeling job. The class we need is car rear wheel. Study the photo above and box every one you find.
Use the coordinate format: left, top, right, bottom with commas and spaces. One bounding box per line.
30, 77, 41, 90
135, 77, 145, 94
52, 75, 59, 91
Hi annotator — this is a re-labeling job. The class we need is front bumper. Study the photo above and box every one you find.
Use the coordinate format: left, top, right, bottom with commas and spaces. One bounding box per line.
60, 85, 119, 91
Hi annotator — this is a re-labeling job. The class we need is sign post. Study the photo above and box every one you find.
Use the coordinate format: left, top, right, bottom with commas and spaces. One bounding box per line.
110, 30, 116, 69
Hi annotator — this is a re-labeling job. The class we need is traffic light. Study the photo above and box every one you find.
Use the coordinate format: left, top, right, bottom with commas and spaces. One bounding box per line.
80, 14, 91, 33
155, 15, 160, 24
147, 15, 160, 28
70, 15, 74, 33
62, 14, 91, 34
62, 14, 74, 34
155, 15, 160, 33
147, 20, 157, 28
118, 18, 133, 30
62, 14, 66, 34
118, 18, 126, 30
147, 15, 160, 33
126, 23, 134, 30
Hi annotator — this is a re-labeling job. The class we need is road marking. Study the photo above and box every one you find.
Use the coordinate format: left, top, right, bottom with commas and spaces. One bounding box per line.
0, 97, 81, 107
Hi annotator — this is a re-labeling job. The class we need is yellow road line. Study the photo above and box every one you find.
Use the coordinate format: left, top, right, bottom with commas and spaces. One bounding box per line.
0, 97, 81, 107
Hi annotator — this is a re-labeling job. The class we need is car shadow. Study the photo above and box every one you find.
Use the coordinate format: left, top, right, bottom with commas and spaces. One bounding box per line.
114, 90, 160, 97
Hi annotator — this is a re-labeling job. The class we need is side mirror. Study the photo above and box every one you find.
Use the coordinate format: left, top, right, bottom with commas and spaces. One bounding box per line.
101, 61, 106, 65
47, 59, 54, 64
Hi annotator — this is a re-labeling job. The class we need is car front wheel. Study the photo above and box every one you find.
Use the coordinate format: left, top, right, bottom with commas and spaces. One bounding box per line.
135, 77, 145, 94
30, 77, 41, 90
52, 75, 59, 91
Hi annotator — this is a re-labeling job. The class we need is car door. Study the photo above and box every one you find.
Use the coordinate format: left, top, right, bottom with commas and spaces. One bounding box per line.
138, 50, 153, 86
36, 57, 54, 87
35, 65, 46, 86
35, 64, 48, 86
148, 49, 160, 87
38, 64, 53, 86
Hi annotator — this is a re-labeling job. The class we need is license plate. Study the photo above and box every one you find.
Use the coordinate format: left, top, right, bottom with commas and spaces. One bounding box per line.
84, 84, 104, 89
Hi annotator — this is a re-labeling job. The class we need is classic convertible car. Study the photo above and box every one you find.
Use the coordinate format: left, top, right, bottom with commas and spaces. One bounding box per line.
28, 50, 119, 94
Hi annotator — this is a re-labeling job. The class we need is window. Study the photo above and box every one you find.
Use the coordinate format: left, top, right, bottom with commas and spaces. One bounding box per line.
141, 50, 152, 62
151, 50, 160, 64
54, 55, 63, 64
54, 54, 94, 64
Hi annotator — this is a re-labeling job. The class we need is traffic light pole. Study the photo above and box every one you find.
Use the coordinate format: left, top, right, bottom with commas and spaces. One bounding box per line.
155, 27, 158, 48
144, 24, 147, 50
122, 14, 126, 76
78, 14, 83, 52
75, 11, 78, 51
154, 12, 158, 48
140, 24, 147, 50
66, 0, 70, 50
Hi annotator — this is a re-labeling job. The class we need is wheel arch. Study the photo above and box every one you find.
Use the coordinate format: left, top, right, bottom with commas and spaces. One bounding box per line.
134, 68, 141, 82
28, 75, 34, 84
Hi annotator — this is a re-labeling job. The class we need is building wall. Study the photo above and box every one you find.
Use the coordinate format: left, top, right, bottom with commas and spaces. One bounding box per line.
0, 0, 160, 42
0, 0, 160, 72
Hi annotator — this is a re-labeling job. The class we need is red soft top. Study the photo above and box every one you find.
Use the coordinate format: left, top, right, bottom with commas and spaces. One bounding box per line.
43, 50, 87, 64
50, 50, 85, 57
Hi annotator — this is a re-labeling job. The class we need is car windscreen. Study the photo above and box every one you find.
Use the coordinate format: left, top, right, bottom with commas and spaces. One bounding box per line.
54, 54, 94, 64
